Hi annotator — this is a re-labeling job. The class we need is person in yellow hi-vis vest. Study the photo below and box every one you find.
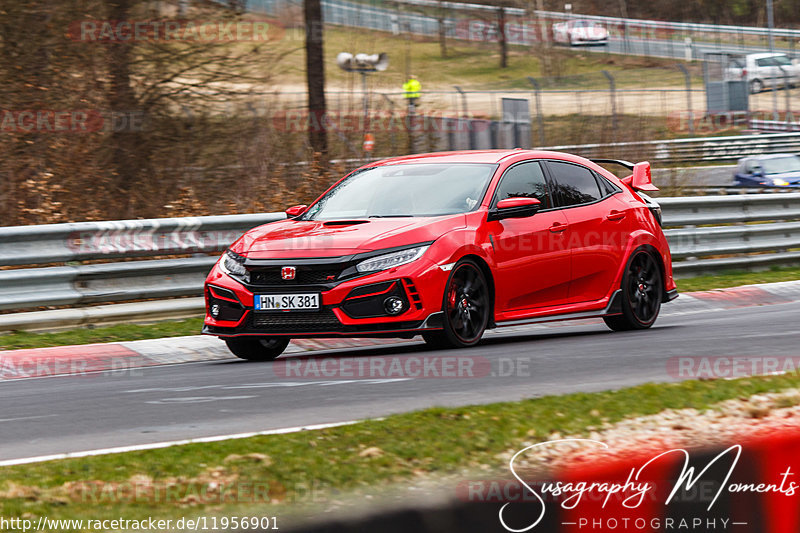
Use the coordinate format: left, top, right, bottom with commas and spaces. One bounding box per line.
403, 75, 421, 111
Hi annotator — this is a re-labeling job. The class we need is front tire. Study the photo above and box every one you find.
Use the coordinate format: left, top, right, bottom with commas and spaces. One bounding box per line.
424, 259, 490, 349
225, 336, 290, 361
604, 249, 663, 332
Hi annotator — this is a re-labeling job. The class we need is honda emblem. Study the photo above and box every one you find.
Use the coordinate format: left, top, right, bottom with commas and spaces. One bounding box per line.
281, 266, 296, 280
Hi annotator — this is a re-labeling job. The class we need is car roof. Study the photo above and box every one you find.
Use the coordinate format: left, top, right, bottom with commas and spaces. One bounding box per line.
367, 149, 591, 166
748, 52, 789, 59
745, 153, 800, 161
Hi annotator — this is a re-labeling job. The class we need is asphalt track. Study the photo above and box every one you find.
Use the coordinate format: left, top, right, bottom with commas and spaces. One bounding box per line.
1, 298, 798, 462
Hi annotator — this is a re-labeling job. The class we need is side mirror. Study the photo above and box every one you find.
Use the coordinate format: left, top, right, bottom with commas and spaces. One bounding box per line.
285, 204, 308, 218
488, 197, 541, 222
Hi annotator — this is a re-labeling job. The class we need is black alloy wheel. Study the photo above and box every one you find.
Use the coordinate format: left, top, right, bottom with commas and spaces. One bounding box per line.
423, 259, 490, 348
604, 249, 663, 331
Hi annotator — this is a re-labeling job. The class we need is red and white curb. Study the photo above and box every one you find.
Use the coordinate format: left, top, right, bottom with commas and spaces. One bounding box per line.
1, 280, 798, 381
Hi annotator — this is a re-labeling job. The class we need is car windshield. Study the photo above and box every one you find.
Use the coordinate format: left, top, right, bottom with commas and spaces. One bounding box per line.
771, 55, 792, 66
301, 163, 496, 220
761, 155, 800, 174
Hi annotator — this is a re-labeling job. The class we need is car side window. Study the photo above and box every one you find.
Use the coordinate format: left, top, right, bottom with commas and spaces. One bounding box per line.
595, 172, 619, 196
493, 161, 552, 209
547, 161, 603, 207
756, 58, 770, 67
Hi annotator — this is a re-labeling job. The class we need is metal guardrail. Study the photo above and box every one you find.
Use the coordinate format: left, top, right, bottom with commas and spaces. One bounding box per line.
662, 193, 800, 275
255, 0, 800, 42
749, 119, 800, 133
546, 132, 800, 165
0, 213, 284, 313
395, 0, 800, 40
1, 194, 799, 330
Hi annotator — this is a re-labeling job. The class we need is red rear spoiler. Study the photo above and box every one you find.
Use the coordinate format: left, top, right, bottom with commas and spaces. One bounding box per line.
590, 159, 659, 192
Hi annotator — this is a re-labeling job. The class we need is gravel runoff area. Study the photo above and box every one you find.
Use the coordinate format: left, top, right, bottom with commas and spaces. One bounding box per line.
498, 388, 800, 474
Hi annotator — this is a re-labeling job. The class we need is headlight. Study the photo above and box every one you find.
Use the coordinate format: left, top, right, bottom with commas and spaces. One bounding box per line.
356, 245, 430, 273
772, 178, 790, 186
219, 250, 249, 283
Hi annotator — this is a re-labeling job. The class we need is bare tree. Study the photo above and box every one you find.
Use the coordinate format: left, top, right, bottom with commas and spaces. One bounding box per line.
305, 0, 328, 157
436, 0, 448, 58
497, 5, 508, 68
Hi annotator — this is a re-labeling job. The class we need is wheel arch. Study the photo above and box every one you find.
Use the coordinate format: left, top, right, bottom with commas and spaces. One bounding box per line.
458, 254, 497, 328
632, 243, 670, 303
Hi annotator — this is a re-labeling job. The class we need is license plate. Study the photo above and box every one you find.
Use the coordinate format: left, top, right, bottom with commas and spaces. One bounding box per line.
254, 293, 320, 312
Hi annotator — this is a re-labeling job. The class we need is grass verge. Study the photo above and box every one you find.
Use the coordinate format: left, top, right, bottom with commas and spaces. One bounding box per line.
272, 27, 699, 90
2, 372, 800, 527
675, 265, 800, 292
1, 267, 799, 350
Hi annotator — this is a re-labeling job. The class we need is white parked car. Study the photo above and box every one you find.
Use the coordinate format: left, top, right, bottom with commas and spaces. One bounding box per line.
725, 52, 800, 94
553, 19, 609, 46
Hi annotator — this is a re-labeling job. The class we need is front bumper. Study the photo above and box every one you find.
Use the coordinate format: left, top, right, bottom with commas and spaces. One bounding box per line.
203, 254, 448, 338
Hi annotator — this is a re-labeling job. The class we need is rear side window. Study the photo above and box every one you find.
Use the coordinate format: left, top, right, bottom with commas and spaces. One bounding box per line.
595, 172, 619, 196
493, 161, 552, 209
546, 161, 602, 207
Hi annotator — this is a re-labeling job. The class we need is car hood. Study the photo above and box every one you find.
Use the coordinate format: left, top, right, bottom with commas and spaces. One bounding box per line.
231, 215, 467, 258
573, 27, 607, 38
768, 171, 800, 179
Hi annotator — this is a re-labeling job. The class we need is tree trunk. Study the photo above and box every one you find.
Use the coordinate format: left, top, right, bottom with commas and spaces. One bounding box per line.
437, 1, 447, 58
305, 0, 328, 157
498, 6, 507, 68
107, 0, 141, 217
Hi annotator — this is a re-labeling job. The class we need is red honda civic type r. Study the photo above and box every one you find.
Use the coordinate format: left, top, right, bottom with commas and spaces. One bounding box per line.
203, 150, 677, 360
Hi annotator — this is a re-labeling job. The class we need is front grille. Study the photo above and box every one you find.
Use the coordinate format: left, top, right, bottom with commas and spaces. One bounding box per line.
249, 268, 342, 286
250, 309, 342, 332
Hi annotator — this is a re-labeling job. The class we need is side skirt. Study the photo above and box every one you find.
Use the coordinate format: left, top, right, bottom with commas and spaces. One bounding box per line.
494, 290, 623, 328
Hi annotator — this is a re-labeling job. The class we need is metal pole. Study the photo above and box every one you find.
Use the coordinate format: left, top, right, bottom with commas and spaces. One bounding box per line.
767, 0, 775, 52
454, 85, 469, 118
781, 65, 792, 126
381, 93, 397, 153
362, 71, 369, 136
527, 76, 546, 145
601, 70, 618, 140
676, 63, 694, 135
767, 0, 779, 121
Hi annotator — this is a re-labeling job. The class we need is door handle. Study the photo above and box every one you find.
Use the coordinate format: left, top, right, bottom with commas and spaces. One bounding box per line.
606, 210, 626, 221
549, 222, 568, 233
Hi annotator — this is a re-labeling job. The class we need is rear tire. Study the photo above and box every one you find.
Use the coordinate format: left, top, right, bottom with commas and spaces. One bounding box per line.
750, 79, 764, 94
225, 337, 290, 361
603, 249, 663, 332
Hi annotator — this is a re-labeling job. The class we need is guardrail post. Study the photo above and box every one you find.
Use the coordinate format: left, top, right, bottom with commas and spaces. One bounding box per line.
676, 64, 694, 135
526, 76, 546, 146
771, 65, 780, 122
601, 70, 618, 140
779, 65, 792, 126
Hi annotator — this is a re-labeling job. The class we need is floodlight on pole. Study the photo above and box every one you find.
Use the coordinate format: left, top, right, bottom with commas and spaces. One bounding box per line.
336, 52, 389, 153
